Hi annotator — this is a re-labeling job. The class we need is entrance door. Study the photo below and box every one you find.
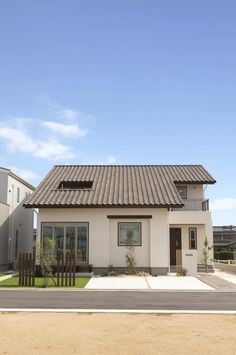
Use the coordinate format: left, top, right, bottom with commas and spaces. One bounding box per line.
170, 228, 182, 265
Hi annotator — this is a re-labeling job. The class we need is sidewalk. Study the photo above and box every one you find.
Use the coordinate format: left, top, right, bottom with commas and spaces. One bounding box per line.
214, 269, 236, 285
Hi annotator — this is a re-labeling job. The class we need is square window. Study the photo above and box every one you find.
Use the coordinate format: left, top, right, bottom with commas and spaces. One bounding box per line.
176, 186, 187, 199
118, 222, 141, 246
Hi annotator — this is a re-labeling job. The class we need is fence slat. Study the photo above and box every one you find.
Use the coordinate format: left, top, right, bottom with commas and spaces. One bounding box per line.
19, 252, 35, 287
176, 249, 182, 273
54, 252, 76, 287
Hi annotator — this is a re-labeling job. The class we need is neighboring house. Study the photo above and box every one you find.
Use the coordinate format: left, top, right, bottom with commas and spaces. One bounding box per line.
213, 226, 236, 260
213, 226, 236, 247
0, 167, 35, 270
24, 165, 216, 275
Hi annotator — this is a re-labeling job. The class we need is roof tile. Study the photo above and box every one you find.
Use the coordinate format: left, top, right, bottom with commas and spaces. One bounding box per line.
24, 165, 216, 208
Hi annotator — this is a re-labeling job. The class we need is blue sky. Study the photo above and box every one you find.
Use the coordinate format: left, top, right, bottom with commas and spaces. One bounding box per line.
0, 1, 235, 225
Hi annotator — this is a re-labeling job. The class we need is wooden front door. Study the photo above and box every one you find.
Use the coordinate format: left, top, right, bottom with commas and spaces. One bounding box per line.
170, 228, 182, 265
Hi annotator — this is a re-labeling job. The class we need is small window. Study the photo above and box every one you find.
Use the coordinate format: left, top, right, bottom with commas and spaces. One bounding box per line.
176, 186, 187, 199
17, 187, 20, 202
118, 222, 141, 246
189, 228, 197, 249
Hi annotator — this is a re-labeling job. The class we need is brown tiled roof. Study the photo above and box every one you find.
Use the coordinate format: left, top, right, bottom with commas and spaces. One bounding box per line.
24, 165, 216, 208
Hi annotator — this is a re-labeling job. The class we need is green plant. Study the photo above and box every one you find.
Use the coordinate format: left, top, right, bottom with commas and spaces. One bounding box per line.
0, 276, 90, 288
108, 264, 114, 273
201, 237, 213, 273
125, 231, 137, 274
36, 238, 57, 287
214, 251, 234, 260
176, 267, 187, 276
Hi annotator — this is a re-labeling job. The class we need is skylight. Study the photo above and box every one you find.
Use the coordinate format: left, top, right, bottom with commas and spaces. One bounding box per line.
58, 181, 93, 189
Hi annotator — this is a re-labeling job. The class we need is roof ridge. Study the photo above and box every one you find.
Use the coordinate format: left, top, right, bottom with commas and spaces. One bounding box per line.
54, 164, 204, 167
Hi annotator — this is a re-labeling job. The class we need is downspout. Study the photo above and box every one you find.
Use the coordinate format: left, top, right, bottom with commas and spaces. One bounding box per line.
167, 207, 171, 275
10, 184, 14, 263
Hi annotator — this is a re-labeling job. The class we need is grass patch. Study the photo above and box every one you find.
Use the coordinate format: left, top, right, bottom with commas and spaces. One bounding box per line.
0, 276, 90, 288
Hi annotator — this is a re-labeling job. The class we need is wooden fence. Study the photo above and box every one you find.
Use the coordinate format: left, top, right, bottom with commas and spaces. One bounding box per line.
19, 253, 35, 286
18, 252, 76, 287
56, 252, 76, 286
176, 249, 182, 273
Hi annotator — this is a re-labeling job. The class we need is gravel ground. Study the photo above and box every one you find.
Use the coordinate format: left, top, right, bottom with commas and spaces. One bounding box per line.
0, 312, 236, 354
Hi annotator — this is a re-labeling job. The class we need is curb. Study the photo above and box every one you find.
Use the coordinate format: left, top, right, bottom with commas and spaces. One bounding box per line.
1, 308, 236, 314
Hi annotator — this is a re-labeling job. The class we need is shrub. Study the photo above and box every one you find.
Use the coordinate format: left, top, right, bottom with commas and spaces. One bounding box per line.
214, 251, 234, 260
176, 267, 187, 276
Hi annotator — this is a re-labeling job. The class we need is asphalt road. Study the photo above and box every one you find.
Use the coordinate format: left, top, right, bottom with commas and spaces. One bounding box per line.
0, 290, 236, 310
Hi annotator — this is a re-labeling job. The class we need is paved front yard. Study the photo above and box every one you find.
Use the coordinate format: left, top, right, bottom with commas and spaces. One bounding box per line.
85, 276, 214, 290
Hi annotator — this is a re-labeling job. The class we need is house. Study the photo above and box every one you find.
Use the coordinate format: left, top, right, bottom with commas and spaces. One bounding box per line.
213, 225, 236, 260
24, 165, 216, 275
0, 167, 35, 270
213, 225, 236, 247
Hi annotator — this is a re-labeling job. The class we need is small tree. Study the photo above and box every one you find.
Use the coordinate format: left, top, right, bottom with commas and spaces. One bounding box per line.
201, 237, 213, 273
36, 238, 57, 287
125, 231, 137, 274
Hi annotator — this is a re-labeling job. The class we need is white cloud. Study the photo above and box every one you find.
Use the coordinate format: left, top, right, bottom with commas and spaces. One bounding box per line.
38, 96, 80, 120
10, 167, 39, 182
211, 198, 236, 211
60, 108, 79, 120
0, 126, 37, 153
92, 155, 117, 165
38, 96, 94, 122
10, 117, 33, 128
0, 124, 75, 161
42, 121, 87, 138
35, 139, 75, 160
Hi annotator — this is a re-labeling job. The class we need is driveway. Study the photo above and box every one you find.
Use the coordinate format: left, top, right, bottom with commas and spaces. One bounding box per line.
85, 276, 214, 290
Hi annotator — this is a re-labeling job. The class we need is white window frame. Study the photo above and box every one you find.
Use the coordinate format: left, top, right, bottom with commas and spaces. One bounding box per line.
189, 227, 197, 249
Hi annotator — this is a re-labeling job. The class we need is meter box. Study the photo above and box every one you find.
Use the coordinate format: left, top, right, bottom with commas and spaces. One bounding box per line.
182, 249, 197, 276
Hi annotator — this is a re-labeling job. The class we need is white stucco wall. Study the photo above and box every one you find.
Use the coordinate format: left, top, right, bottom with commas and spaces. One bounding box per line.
186, 185, 204, 199
0, 203, 10, 266
38, 208, 213, 270
7, 175, 34, 262
150, 210, 169, 269
175, 184, 204, 200
38, 208, 169, 269
109, 218, 150, 267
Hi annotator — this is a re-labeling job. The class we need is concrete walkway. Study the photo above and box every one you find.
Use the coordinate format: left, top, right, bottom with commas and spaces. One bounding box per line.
85, 276, 214, 290
197, 273, 236, 291
214, 269, 236, 286
0, 273, 17, 282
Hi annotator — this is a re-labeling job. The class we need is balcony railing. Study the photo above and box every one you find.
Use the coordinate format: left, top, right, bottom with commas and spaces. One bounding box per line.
173, 198, 209, 212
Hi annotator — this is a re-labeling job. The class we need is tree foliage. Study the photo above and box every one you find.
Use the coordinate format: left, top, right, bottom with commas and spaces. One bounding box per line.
36, 238, 56, 287
201, 237, 213, 273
